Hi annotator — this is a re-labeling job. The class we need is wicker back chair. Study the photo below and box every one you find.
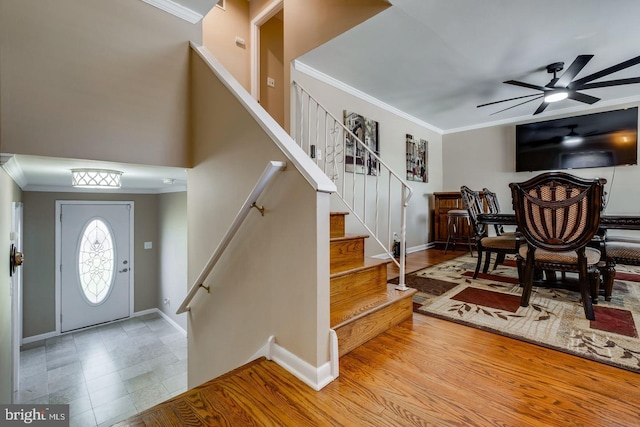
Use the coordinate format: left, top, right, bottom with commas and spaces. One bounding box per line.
509, 172, 606, 320
601, 235, 640, 300
482, 187, 506, 236
461, 186, 521, 279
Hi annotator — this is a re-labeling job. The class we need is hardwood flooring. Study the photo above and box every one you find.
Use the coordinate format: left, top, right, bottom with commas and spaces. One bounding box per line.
116, 248, 640, 427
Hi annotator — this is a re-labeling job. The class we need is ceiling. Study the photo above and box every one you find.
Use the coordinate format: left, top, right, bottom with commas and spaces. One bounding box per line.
298, 0, 640, 133
7, 0, 640, 192
1, 155, 187, 194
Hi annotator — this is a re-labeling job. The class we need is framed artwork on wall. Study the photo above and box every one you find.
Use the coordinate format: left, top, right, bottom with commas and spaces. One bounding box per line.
344, 110, 380, 176
406, 134, 428, 182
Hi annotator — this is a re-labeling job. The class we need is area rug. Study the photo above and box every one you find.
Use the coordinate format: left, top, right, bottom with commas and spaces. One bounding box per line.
401, 255, 640, 374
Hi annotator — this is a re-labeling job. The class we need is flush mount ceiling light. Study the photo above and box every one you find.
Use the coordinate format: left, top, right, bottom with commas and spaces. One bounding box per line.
71, 169, 123, 189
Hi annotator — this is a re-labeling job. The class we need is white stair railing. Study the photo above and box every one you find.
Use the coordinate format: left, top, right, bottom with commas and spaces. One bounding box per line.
292, 81, 412, 289
176, 160, 286, 314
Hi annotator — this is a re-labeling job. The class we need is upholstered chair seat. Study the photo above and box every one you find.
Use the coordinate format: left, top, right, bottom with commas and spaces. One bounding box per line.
606, 237, 640, 262
483, 235, 521, 250
601, 235, 640, 301
518, 246, 601, 265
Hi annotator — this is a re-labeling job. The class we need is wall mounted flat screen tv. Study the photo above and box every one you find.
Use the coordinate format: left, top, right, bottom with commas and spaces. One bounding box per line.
515, 107, 638, 172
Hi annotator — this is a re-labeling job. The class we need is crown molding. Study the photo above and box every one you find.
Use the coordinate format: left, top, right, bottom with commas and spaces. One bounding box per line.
0, 154, 28, 189
141, 0, 203, 24
293, 60, 443, 135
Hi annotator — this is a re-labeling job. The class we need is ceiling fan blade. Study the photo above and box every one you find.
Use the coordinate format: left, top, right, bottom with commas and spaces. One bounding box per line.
489, 95, 544, 115
533, 101, 549, 115
576, 77, 640, 90
569, 55, 640, 88
504, 80, 548, 92
567, 91, 600, 104
553, 55, 594, 88
477, 93, 542, 108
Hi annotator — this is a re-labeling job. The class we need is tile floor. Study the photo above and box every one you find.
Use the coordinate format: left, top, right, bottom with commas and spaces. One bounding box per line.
18, 312, 187, 427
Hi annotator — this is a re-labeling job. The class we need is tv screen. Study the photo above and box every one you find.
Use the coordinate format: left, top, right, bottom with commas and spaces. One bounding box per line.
515, 107, 638, 172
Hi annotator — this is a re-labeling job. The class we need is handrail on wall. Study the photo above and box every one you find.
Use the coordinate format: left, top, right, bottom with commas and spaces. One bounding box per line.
176, 160, 287, 314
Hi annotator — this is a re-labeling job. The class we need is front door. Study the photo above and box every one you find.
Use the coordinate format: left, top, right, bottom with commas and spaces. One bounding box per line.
59, 202, 132, 332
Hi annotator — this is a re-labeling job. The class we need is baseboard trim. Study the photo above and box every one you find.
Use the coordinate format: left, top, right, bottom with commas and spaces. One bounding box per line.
371, 242, 434, 260
22, 308, 186, 345
21, 331, 57, 345
257, 335, 337, 391
153, 309, 187, 337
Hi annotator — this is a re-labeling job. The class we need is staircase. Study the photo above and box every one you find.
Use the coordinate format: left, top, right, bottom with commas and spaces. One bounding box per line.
330, 212, 417, 356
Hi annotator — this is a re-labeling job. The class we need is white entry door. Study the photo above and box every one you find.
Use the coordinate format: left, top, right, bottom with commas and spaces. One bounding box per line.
60, 202, 132, 332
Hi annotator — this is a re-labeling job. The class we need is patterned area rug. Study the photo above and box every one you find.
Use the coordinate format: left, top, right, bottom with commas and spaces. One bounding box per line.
403, 255, 640, 374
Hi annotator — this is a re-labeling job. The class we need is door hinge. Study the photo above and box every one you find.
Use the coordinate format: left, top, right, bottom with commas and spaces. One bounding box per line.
60, 314, 62, 323
60, 264, 62, 273
60, 212, 62, 222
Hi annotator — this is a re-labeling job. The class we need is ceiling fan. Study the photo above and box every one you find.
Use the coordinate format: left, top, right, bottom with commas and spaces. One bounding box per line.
477, 54, 640, 115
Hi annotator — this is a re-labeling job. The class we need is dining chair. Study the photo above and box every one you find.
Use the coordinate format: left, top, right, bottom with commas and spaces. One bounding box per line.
600, 235, 640, 301
482, 187, 518, 269
460, 186, 521, 279
509, 172, 606, 320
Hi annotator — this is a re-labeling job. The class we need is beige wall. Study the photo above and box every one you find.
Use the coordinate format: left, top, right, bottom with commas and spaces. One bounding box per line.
0, 169, 21, 403
443, 103, 640, 221
259, 11, 284, 127
201, 0, 388, 130
202, 0, 251, 91
292, 68, 444, 250
21, 192, 159, 338
158, 192, 188, 331
188, 50, 329, 387
0, 0, 199, 167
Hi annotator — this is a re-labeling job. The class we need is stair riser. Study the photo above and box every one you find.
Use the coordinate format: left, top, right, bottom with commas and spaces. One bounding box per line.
331, 264, 388, 306
330, 213, 346, 238
335, 297, 413, 357
330, 238, 365, 274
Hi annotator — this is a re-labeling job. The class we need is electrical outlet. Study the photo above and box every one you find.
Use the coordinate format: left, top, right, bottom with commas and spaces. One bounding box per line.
267, 77, 275, 88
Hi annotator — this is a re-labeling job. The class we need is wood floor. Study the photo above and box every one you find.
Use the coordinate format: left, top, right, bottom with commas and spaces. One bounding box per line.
116, 248, 640, 427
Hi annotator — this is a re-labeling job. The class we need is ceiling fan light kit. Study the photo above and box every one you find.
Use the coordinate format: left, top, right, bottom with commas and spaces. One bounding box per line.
544, 90, 569, 103
478, 54, 640, 115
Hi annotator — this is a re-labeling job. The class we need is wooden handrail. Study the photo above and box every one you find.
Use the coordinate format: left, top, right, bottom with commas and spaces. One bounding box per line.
176, 160, 286, 314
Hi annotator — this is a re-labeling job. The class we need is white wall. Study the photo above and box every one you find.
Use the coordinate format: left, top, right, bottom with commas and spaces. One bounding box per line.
158, 192, 188, 331
291, 66, 444, 254
442, 103, 640, 225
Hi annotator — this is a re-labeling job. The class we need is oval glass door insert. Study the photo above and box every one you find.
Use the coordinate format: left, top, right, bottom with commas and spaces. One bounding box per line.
78, 218, 115, 304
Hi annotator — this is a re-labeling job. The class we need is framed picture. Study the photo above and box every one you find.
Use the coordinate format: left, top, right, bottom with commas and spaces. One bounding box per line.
344, 111, 380, 176
406, 134, 428, 182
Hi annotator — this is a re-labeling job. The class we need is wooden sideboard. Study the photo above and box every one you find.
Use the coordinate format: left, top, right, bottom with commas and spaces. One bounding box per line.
432, 191, 485, 247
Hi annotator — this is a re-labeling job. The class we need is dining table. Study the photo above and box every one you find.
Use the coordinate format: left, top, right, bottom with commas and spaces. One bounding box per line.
477, 212, 640, 302
477, 213, 640, 230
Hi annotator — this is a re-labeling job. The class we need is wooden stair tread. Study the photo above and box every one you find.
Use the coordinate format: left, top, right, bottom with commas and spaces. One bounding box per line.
330, 258, 392, 279
331, 285, 417, 328
330, 212, 350, 215
330, 233, 369, 242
